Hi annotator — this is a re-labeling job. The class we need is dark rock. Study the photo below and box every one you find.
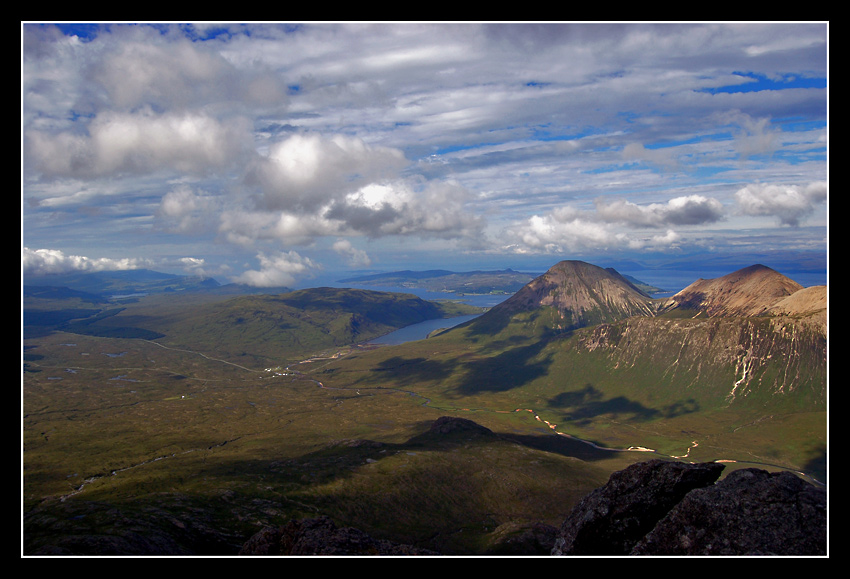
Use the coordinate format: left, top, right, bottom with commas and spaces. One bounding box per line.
486, 521, 559, 555
24, 500, 243, 555
239, 516, 438, 556
428, 415, 494, 435
631, 468, 826, 555
551, 459, 725, 555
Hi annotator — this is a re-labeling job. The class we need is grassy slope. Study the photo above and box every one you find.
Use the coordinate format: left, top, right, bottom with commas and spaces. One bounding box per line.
28, 288, 619, 554
25, 287, 483, 367
22, 284, 826, 555
23, 326, 628, 554
306, 308, 826, 481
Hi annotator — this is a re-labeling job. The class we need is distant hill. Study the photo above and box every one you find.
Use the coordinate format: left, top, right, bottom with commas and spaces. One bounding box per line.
25, 285, 484, 366
660, 264, 805, 318
23, 268, 226, 298
340, 269, 457, 282
339, 268, 538, 295
23, 285, 109, 304
23, 268, 304, 317
619, 274, 665, 295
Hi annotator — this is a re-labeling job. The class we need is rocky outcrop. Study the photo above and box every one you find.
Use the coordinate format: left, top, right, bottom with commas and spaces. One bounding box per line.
552, 459, 826, 556
632, 467, 827, 555
551, 459, 725, 555
239, 516, 438, 556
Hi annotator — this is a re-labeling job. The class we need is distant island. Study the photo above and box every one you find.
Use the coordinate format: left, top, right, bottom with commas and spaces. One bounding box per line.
339, 268, 665, 296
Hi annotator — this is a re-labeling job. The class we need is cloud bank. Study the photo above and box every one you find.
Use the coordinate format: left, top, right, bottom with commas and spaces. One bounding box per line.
23, 247, 154, 276
22, 23, 828, 285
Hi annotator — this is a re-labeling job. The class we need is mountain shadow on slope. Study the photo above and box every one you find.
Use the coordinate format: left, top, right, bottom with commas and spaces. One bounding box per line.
547, 384, 700, 425
454, 339, 554, 394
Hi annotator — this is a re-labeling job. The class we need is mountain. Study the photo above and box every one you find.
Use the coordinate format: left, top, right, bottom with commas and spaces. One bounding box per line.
462, 260, 825, 342
509, 262, 827, 408
497, 261, 653, 314
22, 259, 827, 556
23, 268, 301, 300
315, 260, 826, 478
25, 285, 484, 366
661, 264, 806, 318
768, 285, 827, 335
463, 260, 658, 337
23, 268, 223, 297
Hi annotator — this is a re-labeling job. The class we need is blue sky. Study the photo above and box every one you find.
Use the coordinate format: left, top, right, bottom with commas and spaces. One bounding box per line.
22, 22, 828, 288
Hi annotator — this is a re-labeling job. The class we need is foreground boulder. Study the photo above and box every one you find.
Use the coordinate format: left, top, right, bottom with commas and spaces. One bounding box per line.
551, 459, 826, 556
239, 516, 437, 556
631, 467, 826, 555
551, 459, 725, 555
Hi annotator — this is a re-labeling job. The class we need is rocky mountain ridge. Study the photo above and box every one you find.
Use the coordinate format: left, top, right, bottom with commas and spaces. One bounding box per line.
768, 284, 827, 335
660, 263, 810, 318
477, 260, 825, 332
562, 263, 826, 405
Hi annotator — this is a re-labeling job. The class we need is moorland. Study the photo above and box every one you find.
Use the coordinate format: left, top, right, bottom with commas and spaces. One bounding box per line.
22, 262, 826, 555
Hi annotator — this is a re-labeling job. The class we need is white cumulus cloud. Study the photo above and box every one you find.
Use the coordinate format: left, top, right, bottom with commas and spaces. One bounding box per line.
157, 185, 222, 234
22, 247, 152, 275
506, 212, 617, 254
22, 247, 213, 277
594, 195, 724, 228
245, 133, 408, 213
230, 250, 321, 287
333, 239, 372, 267
504, 193, 719, 254
26, 109, 253, 179
734, 181, 827, 226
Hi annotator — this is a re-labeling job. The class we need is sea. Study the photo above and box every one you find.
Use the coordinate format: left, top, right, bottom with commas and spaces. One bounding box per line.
304, 279, 513, 345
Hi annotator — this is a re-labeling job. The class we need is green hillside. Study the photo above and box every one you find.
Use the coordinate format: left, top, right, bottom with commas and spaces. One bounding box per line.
24, 286, 483, 367
298, 262, 825, 482
22, 262, 826, 555
301, 305, 825, 480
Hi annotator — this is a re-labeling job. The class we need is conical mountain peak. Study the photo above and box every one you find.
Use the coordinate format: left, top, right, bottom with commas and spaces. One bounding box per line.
669, 264, 804, 318
483, 260, 656, 331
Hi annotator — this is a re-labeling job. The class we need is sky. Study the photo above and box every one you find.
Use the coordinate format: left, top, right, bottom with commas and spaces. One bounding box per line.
22, 22, 828, 289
